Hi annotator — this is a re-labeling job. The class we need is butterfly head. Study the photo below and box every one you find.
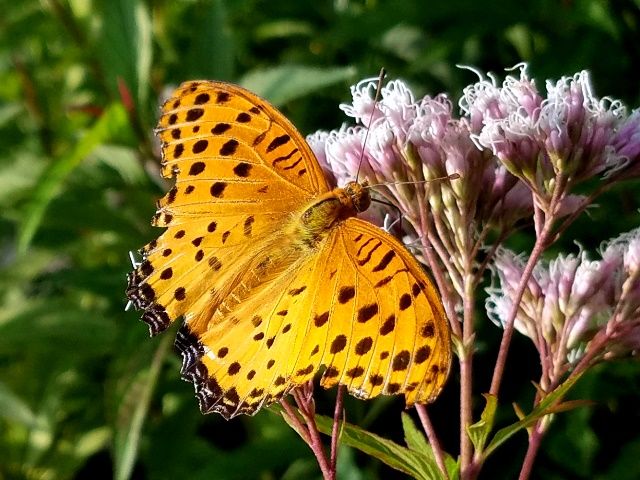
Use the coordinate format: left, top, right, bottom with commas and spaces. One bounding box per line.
343, 181, 371, 213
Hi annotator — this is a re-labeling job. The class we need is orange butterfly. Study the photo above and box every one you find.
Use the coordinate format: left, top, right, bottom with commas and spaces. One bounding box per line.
126, 81, 451, 419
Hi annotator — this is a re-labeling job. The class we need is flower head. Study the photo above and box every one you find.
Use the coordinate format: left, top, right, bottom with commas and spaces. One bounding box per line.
462, 66, 629, 210
487, 227, 640, 385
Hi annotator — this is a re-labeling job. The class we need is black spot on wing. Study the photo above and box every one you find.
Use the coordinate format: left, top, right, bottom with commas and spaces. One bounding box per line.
266, 134, 290, 152
373, 250, 396, 272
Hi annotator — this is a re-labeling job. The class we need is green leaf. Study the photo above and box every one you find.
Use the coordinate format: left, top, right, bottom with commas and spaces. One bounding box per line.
467, 394, 497, 453
483, 373, 584, 460
184, 0, 234, 80
0, 300, 117, 356
0, 381, 37, 428
74, 427, 111, 459
0, 102, 22, 127
315, 414, 444, 480
254, 19, 314, 41
113, 335, 172, 480
17, 103, 129, 254
402, 413, 459, 479
91, 145, 146, 185
239, 65, 356, 106
95, 0, 152, 105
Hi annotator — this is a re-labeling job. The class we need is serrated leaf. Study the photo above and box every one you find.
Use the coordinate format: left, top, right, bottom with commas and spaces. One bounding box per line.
240, 65, 356, 106
402, 412, 459, 479
17, 103, 129, 254
467, 394, 497, 453
402, 412, 431, 452
315, 413, 444, 480
483, 373, 584, 460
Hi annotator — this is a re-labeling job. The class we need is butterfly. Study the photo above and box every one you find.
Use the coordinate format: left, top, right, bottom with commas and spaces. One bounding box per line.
126, 80, 451, 419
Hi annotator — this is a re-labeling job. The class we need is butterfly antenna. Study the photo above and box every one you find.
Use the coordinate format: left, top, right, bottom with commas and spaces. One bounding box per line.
366, 173, 461, 189
355, 67, 386, 182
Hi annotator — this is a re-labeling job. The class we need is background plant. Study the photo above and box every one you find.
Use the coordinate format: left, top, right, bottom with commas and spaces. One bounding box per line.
1, 1, 640, 479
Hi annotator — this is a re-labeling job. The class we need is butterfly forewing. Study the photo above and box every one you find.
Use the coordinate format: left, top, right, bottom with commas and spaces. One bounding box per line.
127, 81, 329, 334
157, 81, 328, 194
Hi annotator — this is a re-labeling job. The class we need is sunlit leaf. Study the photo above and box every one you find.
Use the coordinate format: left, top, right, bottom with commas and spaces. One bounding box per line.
0, 382, 37, 428
483, 373, 585, 460
467, 394, 497, 453
402, 412, 430, 452
17, 103, 129, 254
240, 65, 356, 106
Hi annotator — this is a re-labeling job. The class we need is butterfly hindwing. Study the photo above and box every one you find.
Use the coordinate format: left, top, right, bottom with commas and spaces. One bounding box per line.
328, 218, 451, 404
175, 218, 450, 418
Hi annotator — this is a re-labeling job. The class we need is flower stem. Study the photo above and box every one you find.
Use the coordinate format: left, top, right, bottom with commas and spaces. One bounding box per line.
282, 389, 334, 480
460, 268, 476, 476
330, 386, 345, 475
489, 173, 564, 397
415, 405, 449, 479
490, 217, 550, 396
518, 420, 546, 480
280, 398, 312, 444
416, 207, 462, 337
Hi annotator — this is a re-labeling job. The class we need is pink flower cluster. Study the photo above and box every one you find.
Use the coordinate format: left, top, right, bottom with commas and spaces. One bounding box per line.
486, 229, 640, 387
309, 66, 640, 361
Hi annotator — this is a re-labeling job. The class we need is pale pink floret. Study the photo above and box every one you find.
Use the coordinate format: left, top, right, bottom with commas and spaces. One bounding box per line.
610, 110, 640, 178
461, 66, 629, 200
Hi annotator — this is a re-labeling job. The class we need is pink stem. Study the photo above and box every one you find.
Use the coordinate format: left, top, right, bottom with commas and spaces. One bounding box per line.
489, 215, 553, 396
280, 398, 312, 444
460, 270, 475, 477
417, 210, 462, 337
330, 386, 345, 475
518, 420, 546, 480
415, 405, 449, 479
286, 390, 334, 480
489, 170, 566, 397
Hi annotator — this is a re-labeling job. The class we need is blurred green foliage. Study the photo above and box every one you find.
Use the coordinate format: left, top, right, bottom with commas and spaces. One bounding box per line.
1, 0, 639, 478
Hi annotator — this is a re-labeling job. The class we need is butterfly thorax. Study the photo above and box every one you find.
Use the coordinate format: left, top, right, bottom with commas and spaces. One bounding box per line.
296, 181, 371, 248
